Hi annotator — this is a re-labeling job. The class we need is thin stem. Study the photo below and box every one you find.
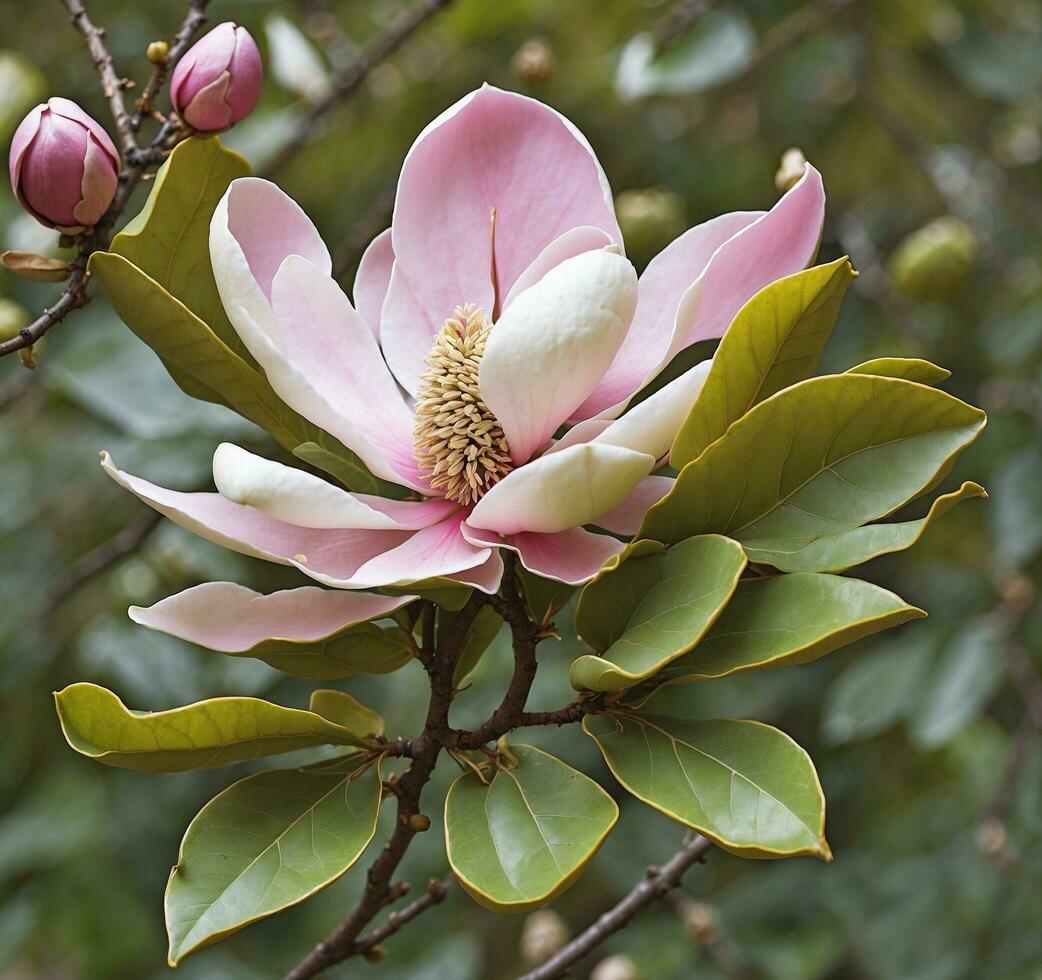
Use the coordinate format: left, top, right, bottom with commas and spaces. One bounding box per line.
60, 0, 136, 155
518, 835, 713, 980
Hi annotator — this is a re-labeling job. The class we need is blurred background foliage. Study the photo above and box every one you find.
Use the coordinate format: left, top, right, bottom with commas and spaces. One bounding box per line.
1, 0, 1041, 978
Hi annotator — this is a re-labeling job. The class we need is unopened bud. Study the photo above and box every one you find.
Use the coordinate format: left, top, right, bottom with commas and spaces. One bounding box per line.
591, 954, 642, 980
775, 147, 808, 193
615, 187, 685, 269
512, 38, 555, 86
147, 41, 170, 65
8, 98, 119, 233
170, 22, 262, 133
407, 813, 431, 832
362, 945, 387, 963
520, 909, 570, 966
889, 216, 976, 302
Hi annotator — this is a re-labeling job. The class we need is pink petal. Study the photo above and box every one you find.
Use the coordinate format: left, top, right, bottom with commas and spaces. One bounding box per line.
381, 85, 621, 394
681, 164, 826, 347
592, 475, 674, 535
73, 132, 118, 226
102, 451, 410, 585
503, 225, 615, 309
47, 97, 119, 164
463, 523, 622, 586
269, 255, 427, 491
576, 164, 826, 419
346, 514, 493, 590
210, 178, 331, 357
129, 583, 413, 652
446, 549, 504, 594
353, 228, 394, 340
574, 211, 759, 419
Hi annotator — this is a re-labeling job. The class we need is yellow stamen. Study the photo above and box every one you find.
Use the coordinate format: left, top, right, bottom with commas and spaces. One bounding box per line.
413, 305, 513, 505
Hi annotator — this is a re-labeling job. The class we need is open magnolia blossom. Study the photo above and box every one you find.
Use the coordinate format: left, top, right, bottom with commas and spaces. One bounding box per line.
104, 85, 825, 634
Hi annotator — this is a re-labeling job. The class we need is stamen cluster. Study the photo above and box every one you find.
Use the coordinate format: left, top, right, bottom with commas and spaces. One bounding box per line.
413, 305, 513, 504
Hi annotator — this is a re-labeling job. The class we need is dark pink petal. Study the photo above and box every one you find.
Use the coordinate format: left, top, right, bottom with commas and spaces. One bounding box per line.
463, 523, 622, 586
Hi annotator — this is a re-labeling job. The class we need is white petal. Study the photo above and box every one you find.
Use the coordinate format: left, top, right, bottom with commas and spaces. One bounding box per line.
480, 249, 638, 465
467, 443, 654, 535
212, 444, 458, 529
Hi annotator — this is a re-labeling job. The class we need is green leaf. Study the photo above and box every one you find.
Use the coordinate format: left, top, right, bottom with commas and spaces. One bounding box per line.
740, 482, 987, 573
307, 689, 384, 742
450, 605, 505, 687
54, 683, 372, 772
672, 258, 856, 467
237, 623, 414, 679
656, 573, 924, 684
640, 374, 986, 547
845, 357, 951, 384
571, 535, 747, 692
584, 713, 829, 859
110, 137, 253, 362
165, 753, 381, 964
444, 745, 618, 911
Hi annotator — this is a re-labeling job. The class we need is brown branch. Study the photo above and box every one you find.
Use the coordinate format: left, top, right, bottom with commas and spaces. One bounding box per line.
60, 0, 136, 155
265, 0, 456, 177
351, 878, 451, 958
284, 591, 486, 980
453, 556, 542, 749
518, 835, 714, 980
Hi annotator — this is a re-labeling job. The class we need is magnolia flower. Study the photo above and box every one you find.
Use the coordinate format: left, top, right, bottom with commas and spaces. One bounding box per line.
9, 97, 119, 232
170, 22, 263, 133
107, 86, 824, 637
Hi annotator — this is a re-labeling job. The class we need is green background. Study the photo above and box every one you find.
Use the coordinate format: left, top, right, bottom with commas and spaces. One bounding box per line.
1, 1, 1040, 977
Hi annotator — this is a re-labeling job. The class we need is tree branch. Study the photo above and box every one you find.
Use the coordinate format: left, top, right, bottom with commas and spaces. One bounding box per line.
284, 591, 486, 980
264, 0, 456, 177
61, 0, 136, 155
518, 835, 713, 980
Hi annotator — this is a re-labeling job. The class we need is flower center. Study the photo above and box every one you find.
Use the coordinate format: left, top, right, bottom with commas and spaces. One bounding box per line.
413, 304, 513, 505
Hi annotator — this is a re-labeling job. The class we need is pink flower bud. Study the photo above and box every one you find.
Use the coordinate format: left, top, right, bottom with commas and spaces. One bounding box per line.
170, 23, 263, 133
8, 98, 120, 233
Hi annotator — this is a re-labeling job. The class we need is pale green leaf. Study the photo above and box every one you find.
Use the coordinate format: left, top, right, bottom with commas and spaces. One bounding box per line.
584, 713, 829, 859
54, 683, 369, 772
571, 535, 747, 692
672, 258, 855, 467
165, 753, 380, 964
444, 745, 618, 911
